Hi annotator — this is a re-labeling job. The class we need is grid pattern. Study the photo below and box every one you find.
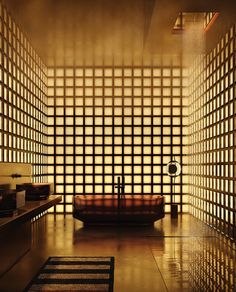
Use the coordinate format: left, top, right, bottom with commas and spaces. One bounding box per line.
188, 25, 236, 240
47, 66, 189, 213
0, 1, 48, 180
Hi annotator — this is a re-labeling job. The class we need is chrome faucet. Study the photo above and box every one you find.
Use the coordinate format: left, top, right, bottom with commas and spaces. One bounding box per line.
115, 176, 125, 194
115, 176, 125, 210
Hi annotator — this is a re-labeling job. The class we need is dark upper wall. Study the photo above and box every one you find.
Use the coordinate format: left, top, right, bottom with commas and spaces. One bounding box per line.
4, 0, 235, 66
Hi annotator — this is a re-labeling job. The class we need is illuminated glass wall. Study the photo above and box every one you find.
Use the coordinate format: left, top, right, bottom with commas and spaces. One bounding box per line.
47, 65, 189, 213
0, 2, 48, 180
188, 25, 236, 240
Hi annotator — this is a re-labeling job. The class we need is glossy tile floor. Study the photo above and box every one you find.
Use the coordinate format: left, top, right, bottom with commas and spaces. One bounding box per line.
0, 214, 235, 292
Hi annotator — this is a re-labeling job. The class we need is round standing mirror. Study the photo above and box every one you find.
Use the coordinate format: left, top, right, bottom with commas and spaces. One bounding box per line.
167, 160, 181, 177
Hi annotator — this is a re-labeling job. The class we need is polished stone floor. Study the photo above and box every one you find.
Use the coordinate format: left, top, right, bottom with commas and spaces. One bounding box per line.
0, 214, 235, 291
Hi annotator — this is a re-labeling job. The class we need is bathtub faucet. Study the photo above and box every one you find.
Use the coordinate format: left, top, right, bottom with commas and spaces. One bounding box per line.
115, 176, 125, 194
115, 176, 125, 209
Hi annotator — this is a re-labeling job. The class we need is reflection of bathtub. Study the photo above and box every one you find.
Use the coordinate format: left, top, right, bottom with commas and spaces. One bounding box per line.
73, 195, 165, 225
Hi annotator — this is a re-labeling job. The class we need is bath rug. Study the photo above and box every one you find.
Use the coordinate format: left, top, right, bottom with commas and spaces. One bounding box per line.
24, 256, 114, 292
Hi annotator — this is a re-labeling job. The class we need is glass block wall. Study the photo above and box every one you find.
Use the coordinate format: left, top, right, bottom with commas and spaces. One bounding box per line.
188, 25, 236, 240
47, 65, 189, 213
0, 1, 48, 180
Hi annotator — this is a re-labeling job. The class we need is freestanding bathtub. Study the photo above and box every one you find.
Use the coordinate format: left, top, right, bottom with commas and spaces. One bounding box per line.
73, 194, 165, 225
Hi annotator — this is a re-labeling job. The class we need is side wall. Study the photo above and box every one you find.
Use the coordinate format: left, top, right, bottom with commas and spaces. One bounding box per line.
188, 25, 236, 240
0, 1, 48, 181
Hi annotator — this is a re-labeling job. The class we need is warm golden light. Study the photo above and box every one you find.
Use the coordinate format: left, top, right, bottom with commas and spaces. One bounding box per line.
46, 66, 188, 213
188, 24, 235, 239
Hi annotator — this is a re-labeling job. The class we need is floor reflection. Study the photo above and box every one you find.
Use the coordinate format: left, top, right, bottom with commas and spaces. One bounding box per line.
151, 236, 236, 291
74, 224, 165, 238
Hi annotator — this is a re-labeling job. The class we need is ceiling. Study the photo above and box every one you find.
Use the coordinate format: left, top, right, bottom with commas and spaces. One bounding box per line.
4, 0, 236, 66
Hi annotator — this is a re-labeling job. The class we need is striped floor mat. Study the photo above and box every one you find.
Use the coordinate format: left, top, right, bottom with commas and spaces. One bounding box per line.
24, 256, 114, 292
